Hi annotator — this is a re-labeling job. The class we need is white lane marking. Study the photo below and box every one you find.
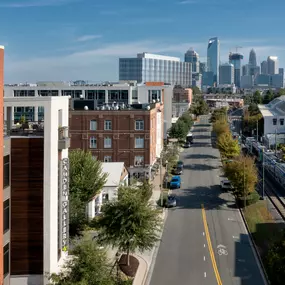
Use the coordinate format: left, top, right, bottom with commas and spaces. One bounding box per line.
204, 272, 207, 278
204, 244, 206, 248
203, 256, 206, 261
228, 218, 234, 221
202, 232, 205, 236
233, 236, 239, 239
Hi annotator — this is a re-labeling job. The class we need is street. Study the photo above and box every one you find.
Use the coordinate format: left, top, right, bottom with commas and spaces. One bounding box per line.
149, 115, 267, 285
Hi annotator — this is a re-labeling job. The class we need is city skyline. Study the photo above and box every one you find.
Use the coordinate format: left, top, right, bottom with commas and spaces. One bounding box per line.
0, 0, 285, 82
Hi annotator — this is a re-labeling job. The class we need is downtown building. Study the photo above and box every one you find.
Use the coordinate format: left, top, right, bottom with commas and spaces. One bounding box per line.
3, 96, 70, 285
206, 37, 220, 86
229, 52, 244, 88
119, 53, 192, 87
69, 101, 164, 180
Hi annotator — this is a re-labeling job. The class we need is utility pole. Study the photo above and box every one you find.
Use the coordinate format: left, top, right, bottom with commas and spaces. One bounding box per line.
243, 158, 246, 210
256, 120, 258, 142
262, 149, 265, 200
160, 158, 163, 207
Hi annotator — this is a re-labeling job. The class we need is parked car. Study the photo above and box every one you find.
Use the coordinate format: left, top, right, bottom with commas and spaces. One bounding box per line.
166, 195, 177, 207
173, 166, 183, 175
220, 180, 233, 191
170, 176, 181, 189
184, 142, 191, 148
177, 161, 184, 169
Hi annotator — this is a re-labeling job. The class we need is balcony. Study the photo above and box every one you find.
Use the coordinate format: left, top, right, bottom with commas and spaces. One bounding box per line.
58, 126, 70, 150
5, 121, 44, 137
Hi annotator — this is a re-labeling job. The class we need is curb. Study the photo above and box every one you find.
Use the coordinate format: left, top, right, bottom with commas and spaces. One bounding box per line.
132, 254, 148, 285
238, 207, 271, 285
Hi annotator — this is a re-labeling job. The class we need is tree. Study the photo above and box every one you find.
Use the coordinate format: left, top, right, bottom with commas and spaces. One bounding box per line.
210, 107, 227, 123
265, 230, 285, 285
263, 89, 274, 104
190, 99, 209, 116
180, 113, 193, 129
191, 86, 201, 96
95, 187, 162, 266
168, 119, 188, 140
217, 132, 240, 159
69, 150, 107, 236
278, 88, 285, 96
49, 235, 116, 285
248, 103, 260, 116
212, 119, 229, 137
223, 155, 258, 197
252, 90, 262, 104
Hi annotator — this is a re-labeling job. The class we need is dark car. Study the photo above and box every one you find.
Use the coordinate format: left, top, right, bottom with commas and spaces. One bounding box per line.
184, 142, 191, 148
173, 166, 183, 175
177, 161, 184, 168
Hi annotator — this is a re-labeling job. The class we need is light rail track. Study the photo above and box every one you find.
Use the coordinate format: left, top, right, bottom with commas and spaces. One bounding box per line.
256, 167, 285, 220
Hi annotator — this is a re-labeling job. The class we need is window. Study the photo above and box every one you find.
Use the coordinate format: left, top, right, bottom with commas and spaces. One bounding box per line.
3, 156, 9, 188
135, 137, 144, 148
134, 156, 144, 166
273, 118, 277, 125
102, 193, 109, 203
104, 137, 112, 148
90, 120, 97, 130
3, 199, 9, 233
3, 243, 9, 277
280, 119, 284, 126
104, 156, 112, 162
90, 137, 97, 148
135, 120, 144, 130
104, 120, 112, 130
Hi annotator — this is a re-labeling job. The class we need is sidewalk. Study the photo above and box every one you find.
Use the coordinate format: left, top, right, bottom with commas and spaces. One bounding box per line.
107, 166, 168, 285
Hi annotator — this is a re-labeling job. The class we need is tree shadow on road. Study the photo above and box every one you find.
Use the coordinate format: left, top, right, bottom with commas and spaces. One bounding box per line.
169, 185, 237, 211
186, 154, 218, 160
183, 164, 219, 171
193, 135, 211, 139
190, 143, 213, 148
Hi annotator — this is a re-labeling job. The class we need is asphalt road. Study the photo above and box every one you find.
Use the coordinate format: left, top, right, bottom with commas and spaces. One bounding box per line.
149, 115, 267, 285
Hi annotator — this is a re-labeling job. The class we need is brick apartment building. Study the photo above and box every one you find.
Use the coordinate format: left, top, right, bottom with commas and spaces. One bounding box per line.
70, 101, 164, 179
172, 86, 193, 118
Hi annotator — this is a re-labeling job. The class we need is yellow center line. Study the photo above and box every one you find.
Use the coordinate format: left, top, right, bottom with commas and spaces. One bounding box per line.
201, 204, 223, 285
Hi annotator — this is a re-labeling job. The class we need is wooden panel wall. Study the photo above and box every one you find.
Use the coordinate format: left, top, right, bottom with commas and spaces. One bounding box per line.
10, 138, 44, 275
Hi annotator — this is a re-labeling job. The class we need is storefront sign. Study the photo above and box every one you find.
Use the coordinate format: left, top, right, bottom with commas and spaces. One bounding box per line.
61, 158, 69, 249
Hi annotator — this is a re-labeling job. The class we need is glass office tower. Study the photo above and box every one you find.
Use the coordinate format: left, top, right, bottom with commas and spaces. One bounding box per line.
119, 53, 192, 87
185, 48, 199, 73
207, 37, 220, 86
229, 53, 244, 88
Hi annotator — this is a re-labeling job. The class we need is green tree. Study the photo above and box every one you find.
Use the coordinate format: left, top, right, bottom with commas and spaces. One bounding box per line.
168, 120, 188, 140
278, 88, 285, 96
49, 235, 116, 285
69, 150, 107, 236
212, 119, 229, 137
95, 187, 162, 266
265, 230, 285, 285
210, 107, 227, 123
223, 155, 258, 197
179, 113, 193, 129
191, 86, 201, 95
252, 90, 262, 104
217, 132, 240, 159
248, 103, 260, 116
263, 89, 274, 104
190, 99, 209, 116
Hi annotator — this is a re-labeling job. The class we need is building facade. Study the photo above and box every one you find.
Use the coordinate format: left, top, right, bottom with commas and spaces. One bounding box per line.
119, 53, 192, 87
229, 53, 244, 88
172, 87, 192, 118
207, 37, 220, 85
69, 102, 164, 179
184, 49, 199, 73
241, 75, 254, 89
1, 45, 6, 285
261, 60, 268, 74
4, 81, 173, 138
4, 97, 70, 285
219, 63, 234, 85
267, 56, 278, 75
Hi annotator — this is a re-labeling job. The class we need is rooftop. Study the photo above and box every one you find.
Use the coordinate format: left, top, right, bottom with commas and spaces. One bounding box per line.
136, 52, 180, 62
102, 162, 127, 187
0, 45, 4, 49
258, 96, 285, 117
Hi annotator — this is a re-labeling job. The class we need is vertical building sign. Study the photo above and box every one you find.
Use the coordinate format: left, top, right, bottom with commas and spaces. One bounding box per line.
61, 158, 69, 250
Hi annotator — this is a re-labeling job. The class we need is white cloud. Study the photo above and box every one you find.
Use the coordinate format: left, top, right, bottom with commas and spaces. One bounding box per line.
178, 0, 198, 4
0, 0, 79, 8
4, 38, 285, 83
76, 35, 102, 42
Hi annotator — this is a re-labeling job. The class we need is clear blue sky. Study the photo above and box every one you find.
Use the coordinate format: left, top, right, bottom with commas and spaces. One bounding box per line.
0, 0, 284, 83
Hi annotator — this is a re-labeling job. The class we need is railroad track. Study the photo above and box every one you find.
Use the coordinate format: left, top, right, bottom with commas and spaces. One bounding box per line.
256, 167, 285, 220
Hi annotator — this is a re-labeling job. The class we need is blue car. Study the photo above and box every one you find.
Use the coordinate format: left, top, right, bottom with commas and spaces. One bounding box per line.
170, 176, 181, 189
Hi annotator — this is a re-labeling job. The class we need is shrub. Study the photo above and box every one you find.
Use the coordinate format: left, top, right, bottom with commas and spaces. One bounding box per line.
236, 191, 260, 208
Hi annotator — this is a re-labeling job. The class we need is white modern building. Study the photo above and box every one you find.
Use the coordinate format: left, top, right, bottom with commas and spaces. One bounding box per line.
4, 97, 70, 285
258, 96, 285, 147
4, 81, 174, 139
88, 162, 129, 219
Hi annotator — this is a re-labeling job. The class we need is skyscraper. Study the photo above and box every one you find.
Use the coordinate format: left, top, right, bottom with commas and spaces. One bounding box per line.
261, 61, 268, 74
199, 62, 206, 74
248, 49, 257, 67
185, 48, 199, 73
229, 52, 244, 88
267, 56, 279, 75
219, 63, 234, 85
207, 37, 220, 85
